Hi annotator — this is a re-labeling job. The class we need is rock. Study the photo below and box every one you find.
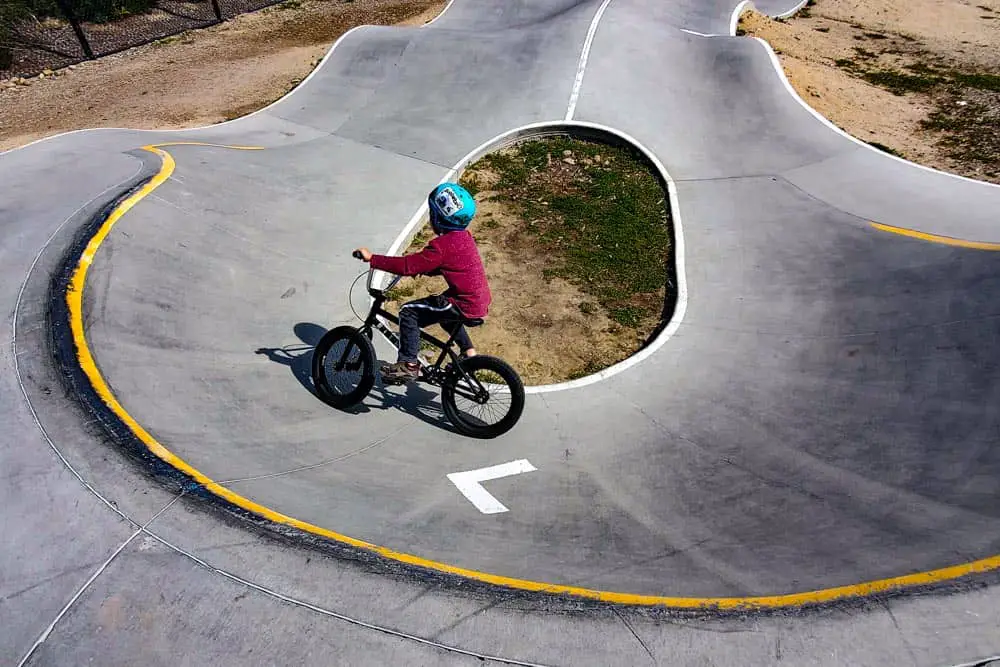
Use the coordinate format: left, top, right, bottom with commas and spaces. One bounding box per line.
68, 64, 77, 70
562, 149, 572, 157
42, 68, 53, 76
38, 73, 45, 79
562, 157, 576, 165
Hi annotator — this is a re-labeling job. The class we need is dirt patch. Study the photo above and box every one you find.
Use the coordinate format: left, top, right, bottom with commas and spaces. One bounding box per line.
385, 137, 675, 386
0, 0, 446, 151
739, 0, 1000, 183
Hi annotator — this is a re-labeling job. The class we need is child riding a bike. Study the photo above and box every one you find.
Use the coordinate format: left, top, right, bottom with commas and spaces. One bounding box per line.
355, 182, 492, 384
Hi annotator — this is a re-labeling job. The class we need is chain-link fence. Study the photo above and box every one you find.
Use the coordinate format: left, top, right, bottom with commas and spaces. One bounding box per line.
1, 0, 288, 78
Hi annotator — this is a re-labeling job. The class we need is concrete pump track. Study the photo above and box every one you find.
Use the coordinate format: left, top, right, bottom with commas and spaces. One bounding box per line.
5, 0, 1000, 665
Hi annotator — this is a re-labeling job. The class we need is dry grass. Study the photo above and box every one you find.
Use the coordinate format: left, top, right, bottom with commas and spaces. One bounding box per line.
739, 0, 1000, 183
386, 137, 675, 385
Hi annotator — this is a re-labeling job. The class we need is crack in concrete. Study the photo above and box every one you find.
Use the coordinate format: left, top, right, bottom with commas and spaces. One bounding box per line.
217, 423, 410, 484
614, 608, 656, 665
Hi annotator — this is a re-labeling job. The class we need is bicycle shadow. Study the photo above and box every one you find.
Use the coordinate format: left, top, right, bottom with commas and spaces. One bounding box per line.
255, 322, 457, 434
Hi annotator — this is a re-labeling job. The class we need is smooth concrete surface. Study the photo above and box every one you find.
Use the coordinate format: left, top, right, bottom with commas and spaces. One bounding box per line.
3, 0, 1000, 664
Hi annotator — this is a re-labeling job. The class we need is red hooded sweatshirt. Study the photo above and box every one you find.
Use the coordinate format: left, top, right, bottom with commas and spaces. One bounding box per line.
370, 230, 492, 318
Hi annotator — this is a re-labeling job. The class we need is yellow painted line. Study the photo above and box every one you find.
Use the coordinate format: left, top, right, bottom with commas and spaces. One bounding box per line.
68, 144, 1000, 609
871, 221, 1000, 250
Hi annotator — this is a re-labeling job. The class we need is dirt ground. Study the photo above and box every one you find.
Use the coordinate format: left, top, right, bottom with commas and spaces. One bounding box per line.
0, 0, 445, 151
385, 201, 638, 386
740, 0, 1000, 183
386, 142, 672, 386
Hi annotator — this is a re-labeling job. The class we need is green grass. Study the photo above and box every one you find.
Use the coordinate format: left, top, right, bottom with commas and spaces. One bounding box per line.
921, 103, 1000, 169
840, 58, 1000, 95
832, 55, 999, 173
950, 72, 1000, 92
862, 69, 941, 95
462, 137, 672, 330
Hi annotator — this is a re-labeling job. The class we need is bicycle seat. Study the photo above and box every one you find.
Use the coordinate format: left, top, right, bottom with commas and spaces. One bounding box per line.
462, 317, 485, 327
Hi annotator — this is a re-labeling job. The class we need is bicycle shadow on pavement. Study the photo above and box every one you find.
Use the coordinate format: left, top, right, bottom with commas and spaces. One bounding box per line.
255, 322, 457, 434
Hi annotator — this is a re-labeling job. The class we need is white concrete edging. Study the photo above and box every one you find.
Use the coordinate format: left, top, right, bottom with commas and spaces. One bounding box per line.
378, 120, 688, 395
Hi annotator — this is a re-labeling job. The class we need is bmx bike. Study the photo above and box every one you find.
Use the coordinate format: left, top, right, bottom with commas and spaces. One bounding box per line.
310, 253, 525, 439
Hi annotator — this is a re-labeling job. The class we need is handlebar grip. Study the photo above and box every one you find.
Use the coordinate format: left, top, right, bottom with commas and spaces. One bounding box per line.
352, 250, 364, 260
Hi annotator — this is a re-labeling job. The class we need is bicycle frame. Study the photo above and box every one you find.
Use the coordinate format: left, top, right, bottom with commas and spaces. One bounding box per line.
356, 268, 489, 402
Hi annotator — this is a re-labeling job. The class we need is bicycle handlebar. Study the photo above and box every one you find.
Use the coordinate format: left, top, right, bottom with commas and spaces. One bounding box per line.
352, 250, 364, 260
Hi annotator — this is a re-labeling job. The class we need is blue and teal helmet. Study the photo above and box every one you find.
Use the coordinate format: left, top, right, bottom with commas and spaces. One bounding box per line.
428, 182, 476, 232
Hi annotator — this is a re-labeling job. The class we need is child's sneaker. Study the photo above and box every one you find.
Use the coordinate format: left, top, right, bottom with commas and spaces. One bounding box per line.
380, 361, 420, 384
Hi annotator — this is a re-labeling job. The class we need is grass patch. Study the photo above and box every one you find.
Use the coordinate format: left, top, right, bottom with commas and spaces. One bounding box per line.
388, 136, 674, 384
832, 54, 999, 174
840, 58, 999, 95
834, 58, 860, 71
921, 100, 1000, 172
465, 137, 672, 330
867, 141, 903, 157
862, 69, 941, 95
950, 72, 1000, 92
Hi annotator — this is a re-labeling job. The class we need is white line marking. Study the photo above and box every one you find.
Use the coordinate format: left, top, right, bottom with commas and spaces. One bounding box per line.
565, 0, 614, 121
447, 459, 537, 514
729, 0, 752, 37
772, 0, 811, 20
947, 656, 1000, 667
680, 28, 721, 37
423, 0, 457, 26
17, 495, 180, 667
377, 119, 690, 395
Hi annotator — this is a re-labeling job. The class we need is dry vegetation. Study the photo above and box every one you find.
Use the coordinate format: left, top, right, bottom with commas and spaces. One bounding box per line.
740, 0, 1000, 183
386, 137, 675, 385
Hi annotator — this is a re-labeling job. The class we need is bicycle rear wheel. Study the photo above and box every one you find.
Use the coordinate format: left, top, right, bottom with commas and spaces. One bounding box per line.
312, 325, 376, 409
441, 355, 525, 439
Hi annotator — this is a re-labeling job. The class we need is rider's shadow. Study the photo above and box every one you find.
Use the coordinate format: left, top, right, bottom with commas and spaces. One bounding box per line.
255, 322, 455, 433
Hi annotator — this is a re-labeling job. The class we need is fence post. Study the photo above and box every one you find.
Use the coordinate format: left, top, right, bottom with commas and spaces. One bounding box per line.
211, 0, 223, 20
53, 0, 94, 59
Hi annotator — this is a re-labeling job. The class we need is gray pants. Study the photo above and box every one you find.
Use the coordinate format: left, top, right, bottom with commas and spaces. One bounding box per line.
397, 295, 474, 363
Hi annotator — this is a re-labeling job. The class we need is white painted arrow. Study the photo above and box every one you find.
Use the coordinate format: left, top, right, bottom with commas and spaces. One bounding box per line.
447, 459, 537, 514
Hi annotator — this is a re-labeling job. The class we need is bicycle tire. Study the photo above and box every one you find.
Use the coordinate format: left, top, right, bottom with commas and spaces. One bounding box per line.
311, 325, 376, 409
441, 355, 525, 439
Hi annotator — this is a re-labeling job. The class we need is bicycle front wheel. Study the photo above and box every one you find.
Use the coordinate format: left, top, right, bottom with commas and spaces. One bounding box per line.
441, 355, 525, 439
311, 325, 376, 409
